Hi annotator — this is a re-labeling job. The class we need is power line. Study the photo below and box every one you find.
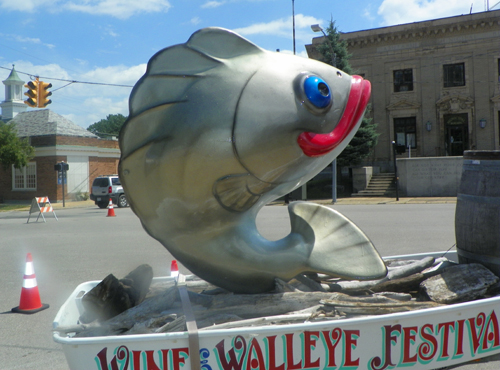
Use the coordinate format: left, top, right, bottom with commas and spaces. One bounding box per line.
0, 65, 134, 89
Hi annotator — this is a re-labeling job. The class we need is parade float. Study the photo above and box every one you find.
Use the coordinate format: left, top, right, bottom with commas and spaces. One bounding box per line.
53, 28, 500, 370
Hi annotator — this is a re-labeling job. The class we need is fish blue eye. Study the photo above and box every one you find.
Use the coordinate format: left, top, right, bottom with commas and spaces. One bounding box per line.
304, 76, 331, 109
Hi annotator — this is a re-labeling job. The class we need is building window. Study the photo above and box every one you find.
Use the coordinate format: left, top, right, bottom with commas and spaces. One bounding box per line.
393, 69, 413, 92
12, 163, 36, 190
443, 63, 465, 87
394, 117, 416, 149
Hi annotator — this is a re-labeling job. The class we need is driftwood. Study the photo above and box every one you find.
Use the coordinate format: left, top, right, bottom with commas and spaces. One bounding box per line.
199, 312, 343, 331
73, 286, 179, 337
53, 255, 500, 339
66, 290, 341, 337
179, 291, 343, 320
330, 256, 436, 291
370, 273, 427, 293
321, 292, 442, 315
370, 258, 457, 293
421, 263, 499, 304
146, 277, 222, 296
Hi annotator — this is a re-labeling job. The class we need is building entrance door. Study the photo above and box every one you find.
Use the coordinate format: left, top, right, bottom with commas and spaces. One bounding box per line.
444, 114, 469, 156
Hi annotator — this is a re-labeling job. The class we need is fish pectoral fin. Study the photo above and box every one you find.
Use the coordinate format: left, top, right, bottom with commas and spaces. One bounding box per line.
288, 202, 387, 280
214, 174, 275, 213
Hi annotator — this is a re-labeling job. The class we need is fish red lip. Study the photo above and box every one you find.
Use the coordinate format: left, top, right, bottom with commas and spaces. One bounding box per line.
298, 75, 371, 157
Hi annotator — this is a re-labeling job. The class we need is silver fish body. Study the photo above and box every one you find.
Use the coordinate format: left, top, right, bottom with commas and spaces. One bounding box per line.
119, 28, 387, 293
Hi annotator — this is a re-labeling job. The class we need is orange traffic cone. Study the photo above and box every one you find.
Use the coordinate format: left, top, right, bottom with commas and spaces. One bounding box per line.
170, 260, 179, 278
106, 198, 116, 217
12, 253, 49, 314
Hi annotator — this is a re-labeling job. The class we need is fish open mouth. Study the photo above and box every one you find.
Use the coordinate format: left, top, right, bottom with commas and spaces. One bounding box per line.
297, 75, 371, 157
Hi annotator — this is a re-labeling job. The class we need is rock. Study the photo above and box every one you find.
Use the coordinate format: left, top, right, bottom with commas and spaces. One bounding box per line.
420, 263, 499, 304
79, 264, 153, 323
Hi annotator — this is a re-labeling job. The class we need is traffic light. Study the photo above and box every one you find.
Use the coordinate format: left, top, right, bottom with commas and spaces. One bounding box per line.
24, 79, 39, 107
38, 80, 52, 108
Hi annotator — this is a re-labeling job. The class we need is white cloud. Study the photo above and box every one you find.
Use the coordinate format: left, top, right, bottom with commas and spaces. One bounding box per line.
378, 0, 482, 26
64, 0, 171, 19
79, 64, 146, 86
0, 33, 55, 49
1, 0, 171, 19
235, 14, 323, 39
0, 0, 54, 12
190, 17, 201, 25
201, 1, 225, 8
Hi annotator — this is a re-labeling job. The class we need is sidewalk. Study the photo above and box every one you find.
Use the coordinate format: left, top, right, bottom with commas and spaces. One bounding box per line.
331, 196, 456, 205
59, 197, 457, 207
2, 197, 457, 213
273, 196, 457, 206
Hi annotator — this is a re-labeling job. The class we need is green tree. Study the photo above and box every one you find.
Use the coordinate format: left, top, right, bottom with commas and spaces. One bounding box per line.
0, 121, 35, 170
87, 113, 127, 138
315, 20, 379, 167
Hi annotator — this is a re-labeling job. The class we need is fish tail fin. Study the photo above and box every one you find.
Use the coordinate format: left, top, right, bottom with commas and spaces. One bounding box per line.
288, 202, 387, 280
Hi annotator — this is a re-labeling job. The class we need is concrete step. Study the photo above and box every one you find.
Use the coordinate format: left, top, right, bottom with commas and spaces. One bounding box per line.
351, 173, 396, 197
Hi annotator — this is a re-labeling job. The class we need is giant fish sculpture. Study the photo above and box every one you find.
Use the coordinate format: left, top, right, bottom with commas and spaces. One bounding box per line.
119, 27, 387, 293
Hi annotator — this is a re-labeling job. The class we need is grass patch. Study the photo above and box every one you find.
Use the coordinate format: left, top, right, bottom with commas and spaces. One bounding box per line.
0, 204, 29, 212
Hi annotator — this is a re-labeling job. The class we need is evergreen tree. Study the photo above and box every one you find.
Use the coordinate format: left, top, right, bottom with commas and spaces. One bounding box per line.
315, 20, 379, 167
87, 113, 127, 138
0, 121, 35, 170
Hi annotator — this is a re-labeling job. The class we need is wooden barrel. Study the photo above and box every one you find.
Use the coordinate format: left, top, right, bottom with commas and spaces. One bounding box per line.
455, 150, 500, 277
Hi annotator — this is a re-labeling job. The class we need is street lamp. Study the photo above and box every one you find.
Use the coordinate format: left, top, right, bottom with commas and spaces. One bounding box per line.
311, 23, 338, 203
311, 24, 336, 67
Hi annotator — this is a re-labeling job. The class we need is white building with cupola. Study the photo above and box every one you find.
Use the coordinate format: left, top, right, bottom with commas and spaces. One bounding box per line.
0, 65, 27, 122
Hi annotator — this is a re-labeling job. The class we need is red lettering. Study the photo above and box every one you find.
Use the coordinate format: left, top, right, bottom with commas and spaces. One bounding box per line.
343, 330, 360, 367
95, 346, 129, 370
144, 350, 161, 370
455, 319, 466, 356
171, 348, 189, 370
265, 336, 285, 370
369, 324, 401, 370
468, 313, 486, 354
246, 338, 266, 370
304, 331, 320, 368
322, 328, 342, 368
438, 321, 455, 358
483, 310, 500, 350
132, 350, 142, 370
285, 333, 302, 370
215, 336, 247, 370
402, 326, 418, 363
418, 324, 438, 361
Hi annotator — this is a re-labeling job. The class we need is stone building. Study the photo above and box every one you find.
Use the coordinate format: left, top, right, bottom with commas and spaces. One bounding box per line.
306, 9, 500, 171
0, 67, 120, 203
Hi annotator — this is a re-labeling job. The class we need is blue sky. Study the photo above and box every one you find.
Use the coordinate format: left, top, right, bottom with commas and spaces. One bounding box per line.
0, 0, 494, 129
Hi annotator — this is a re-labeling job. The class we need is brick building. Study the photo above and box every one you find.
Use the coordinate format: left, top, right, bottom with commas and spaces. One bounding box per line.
0, 109, 120, 203
306, 9, 500, 171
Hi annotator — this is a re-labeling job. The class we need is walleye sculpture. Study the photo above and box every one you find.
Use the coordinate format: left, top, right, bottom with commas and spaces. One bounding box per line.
119, 28, 387, 293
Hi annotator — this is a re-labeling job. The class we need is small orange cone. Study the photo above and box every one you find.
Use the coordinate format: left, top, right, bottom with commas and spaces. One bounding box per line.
106, 198, 116, 217
12, 253, 49, 314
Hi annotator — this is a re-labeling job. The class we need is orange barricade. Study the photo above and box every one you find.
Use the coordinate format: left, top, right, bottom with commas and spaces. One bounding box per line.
27, 196, 58, 223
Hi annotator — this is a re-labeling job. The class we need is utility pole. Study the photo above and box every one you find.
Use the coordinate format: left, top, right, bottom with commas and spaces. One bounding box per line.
292, 0, 296, 55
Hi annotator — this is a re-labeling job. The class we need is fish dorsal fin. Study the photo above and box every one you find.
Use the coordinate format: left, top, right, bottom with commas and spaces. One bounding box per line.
121, 28, 263, 160
148, 44, 221, 76
187, 27, 263, 59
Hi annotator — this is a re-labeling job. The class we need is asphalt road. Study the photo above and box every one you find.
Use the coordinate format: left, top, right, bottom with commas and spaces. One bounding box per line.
0, 202, 498, 369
